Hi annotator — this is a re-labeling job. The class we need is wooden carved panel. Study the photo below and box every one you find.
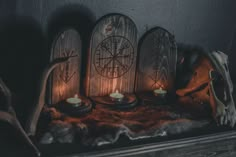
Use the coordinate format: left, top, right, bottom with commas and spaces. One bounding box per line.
86, 14, 138, 96
136, 27, 177, 92
50, 29, 81, 104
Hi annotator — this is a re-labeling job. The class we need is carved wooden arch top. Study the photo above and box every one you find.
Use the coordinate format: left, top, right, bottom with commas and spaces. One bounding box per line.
136, 27, 177, 93
86, 14, 138, 96
50, 29, 81, 104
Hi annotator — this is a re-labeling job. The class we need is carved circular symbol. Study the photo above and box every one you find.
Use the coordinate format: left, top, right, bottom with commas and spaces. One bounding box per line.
94, 36, 134, 79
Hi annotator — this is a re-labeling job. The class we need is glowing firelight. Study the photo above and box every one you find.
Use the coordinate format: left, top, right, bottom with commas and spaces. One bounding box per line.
74, 94, 79, 98
56, 85, 66, 100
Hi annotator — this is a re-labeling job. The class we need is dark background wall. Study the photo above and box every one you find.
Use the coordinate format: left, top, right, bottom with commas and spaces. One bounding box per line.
14, 0, 236, 78
15, 0, 236, 51
0, 0, 15, 22
1, 0, 236, 123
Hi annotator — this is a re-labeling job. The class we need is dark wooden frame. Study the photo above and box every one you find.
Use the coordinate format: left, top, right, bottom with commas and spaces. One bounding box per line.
39, 130, 236, 157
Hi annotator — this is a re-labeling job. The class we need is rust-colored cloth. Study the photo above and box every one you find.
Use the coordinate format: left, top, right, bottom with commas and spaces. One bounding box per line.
176, 56, 217, 119
41, 104, 210, 146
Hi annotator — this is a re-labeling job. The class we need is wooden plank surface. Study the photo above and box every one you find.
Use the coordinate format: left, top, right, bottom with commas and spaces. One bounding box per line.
136, 27, 177, 93
50, 29, 81, 104
86, 14, 137, 96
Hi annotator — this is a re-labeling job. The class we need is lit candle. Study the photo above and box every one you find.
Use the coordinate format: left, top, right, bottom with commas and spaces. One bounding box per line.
66, 94, 82, 106
109, 90, 124, 102
153, 87, 167, 97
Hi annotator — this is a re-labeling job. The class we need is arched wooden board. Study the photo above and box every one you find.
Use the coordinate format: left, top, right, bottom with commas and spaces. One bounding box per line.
136, 27, 177, 93
86, 14, 138, 96
50, 29, 81, 104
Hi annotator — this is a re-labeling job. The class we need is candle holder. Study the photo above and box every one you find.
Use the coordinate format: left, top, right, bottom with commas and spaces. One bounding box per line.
55, 95, 93, 116
153, 88, 167, 98
109, 90, 124, 102
66, 94, 82, 107
136, 89, 168, 106
91, 93, 138, 110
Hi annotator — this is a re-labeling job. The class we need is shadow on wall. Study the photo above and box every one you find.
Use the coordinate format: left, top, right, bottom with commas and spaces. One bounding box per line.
0, 16, 46, 124
0, 5, 96, 124
46, 4, 96, 95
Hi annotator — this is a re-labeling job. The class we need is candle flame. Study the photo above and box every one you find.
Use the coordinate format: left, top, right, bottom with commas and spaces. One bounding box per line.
74, 94, 78, 98
115, 89, 120, 93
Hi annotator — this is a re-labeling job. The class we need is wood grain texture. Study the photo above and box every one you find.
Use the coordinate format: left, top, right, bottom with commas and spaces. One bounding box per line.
136, 27, 177, 93
50, 29, 81, 104
86, 14, 137, 96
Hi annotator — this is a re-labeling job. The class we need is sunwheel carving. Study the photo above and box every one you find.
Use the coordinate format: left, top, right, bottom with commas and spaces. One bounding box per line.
94, 36, 134, 79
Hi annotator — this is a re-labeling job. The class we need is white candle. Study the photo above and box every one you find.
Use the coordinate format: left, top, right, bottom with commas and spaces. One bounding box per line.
66, 94, 82, 106
153, 87, 167, 97
109, 90, 124, 102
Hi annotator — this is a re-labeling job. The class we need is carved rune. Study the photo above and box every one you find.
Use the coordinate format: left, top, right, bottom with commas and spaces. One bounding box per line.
94, 36, 134, 79
59, 50, 77, 84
